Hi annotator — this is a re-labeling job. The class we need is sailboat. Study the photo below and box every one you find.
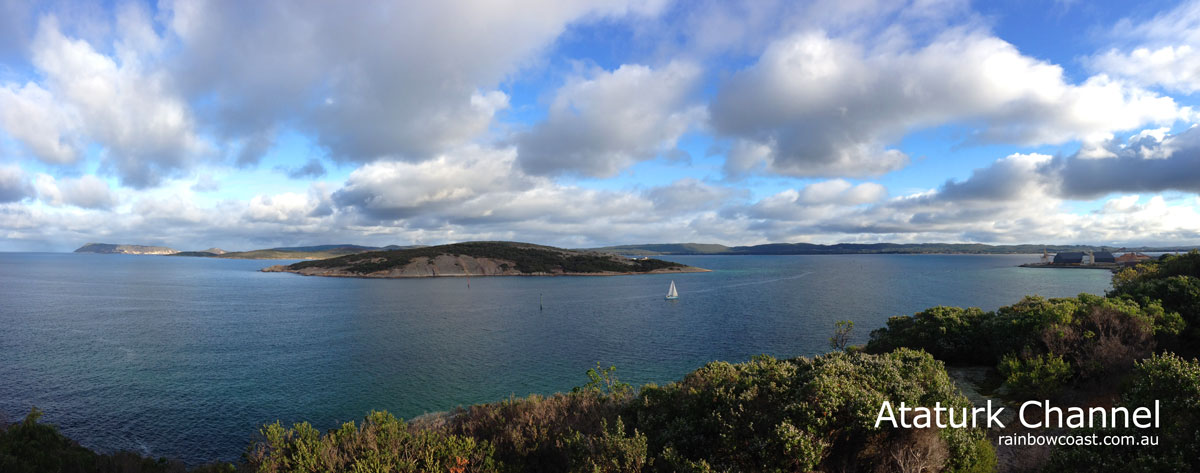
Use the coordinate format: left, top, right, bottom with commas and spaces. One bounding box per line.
665, 280, 679, 300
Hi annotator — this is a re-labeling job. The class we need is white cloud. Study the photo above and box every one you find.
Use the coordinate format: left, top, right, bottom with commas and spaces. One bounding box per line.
0, 165, 34, 203
0, 82, 82, 164
245, 191, 325, 225
1092, 1, 1200, 93
645, 178, 741, 213
515, 62, 705, 177
33, 173, 116, 209
333, 146, 536, 221
738, 180, 887, 222
1092, 45, 1200, 94
165, 0, 668, 163
711, 30, 1188, 177
21, 13, 207, 187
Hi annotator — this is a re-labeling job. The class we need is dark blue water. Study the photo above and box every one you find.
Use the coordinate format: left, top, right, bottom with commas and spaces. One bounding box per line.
0, 252, 1111, 464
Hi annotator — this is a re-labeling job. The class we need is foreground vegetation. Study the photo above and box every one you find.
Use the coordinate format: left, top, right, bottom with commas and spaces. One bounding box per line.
3, 351, 997, 473
4, 251, 1199, 472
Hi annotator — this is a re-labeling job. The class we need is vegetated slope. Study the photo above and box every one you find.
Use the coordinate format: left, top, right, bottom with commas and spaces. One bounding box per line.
73, 243, 179, 255
270, 241, 700, 277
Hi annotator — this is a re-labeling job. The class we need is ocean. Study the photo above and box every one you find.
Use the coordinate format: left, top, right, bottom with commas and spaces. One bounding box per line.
0, 252, 1112, 464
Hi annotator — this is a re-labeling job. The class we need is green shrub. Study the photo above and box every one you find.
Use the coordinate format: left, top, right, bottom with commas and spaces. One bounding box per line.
1045, 353, 1200, 472
867, 306, 992, 364
560, 418, 648, 473
629, 350, 991, 473
245, 410, 497, 473
1110, 251, 1200, 350
998, 352, 1073, 399
437, 391, 628, 473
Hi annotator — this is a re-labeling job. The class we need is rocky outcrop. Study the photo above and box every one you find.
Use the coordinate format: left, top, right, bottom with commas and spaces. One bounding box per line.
74, 243, 180, 255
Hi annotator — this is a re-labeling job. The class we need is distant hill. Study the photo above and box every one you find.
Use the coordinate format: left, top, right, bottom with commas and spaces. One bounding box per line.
74, 243, 179, 255
585, 242, 1199, 255
218, 244, 423, 260
77, 242, 422, 260
264, 241, 707, 278
587, 243, 733, 255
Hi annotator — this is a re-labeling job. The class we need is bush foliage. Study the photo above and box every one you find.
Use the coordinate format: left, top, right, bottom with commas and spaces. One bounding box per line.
1045, 353, 1200, 472
866, 251, 1200, 399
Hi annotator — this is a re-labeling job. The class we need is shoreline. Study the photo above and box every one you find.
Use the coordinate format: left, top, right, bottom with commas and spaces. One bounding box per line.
1018, 263, 1122, 272
262, 265, 711, 278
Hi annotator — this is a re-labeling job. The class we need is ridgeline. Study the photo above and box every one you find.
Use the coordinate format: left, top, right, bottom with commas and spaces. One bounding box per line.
586, 242, 1198, 256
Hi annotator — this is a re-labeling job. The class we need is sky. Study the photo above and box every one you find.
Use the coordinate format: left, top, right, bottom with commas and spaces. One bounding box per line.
1, 0, 1200, 252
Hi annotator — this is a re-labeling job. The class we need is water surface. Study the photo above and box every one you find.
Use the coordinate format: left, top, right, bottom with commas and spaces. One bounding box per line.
0, 253, 1111, 463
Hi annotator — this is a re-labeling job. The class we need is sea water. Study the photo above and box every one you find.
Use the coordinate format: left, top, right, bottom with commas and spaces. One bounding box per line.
0, 252, 1111, 464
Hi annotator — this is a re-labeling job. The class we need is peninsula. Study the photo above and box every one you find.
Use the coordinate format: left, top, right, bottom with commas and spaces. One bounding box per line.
262, 241, 707, 278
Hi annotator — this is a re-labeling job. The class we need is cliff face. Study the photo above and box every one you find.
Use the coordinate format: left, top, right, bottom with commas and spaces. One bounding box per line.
74, 243, 180, 255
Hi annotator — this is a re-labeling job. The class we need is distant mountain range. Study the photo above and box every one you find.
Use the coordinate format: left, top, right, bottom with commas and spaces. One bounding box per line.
583, 242, 1199, 256
75, 241, 1199, 260
74, 243, 181, 255
74, 242, 421, 259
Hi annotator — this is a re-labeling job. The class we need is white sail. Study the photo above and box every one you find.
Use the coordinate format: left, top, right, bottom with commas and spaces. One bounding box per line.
666, 280, 678, 299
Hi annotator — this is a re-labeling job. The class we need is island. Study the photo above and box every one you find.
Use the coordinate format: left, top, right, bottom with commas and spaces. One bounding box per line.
261, 241, 708, 277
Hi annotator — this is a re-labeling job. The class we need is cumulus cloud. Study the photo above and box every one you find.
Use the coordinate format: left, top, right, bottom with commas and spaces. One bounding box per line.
0, 1, 1198, 250
33, 174, 117, 209
330, 146, 731, 244
166, 0, 668, 163
0, 165, 34, 203
0, 82, 82, 164
644, 178, 741, 213
333, 146, 536, 221
711, 30, 1188, 177
21, 12, 207, 188
1091, 1, 1200, 93
515, 62, 704, 176
737, 179, 886, 222
244, 189, 330, 225
1050, 126, 1200, 198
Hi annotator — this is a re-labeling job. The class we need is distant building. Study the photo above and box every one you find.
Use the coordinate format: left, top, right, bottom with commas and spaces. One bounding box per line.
1116, 252, 1152, 264
1053, 252, 1084, 264
1093, 251, 1116, 263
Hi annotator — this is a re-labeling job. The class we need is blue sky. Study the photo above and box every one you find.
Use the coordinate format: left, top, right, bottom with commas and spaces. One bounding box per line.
1, 0, 1199, 251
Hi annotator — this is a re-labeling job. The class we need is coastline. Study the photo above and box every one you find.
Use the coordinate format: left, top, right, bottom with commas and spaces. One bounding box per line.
1018, 263, 1122, 272
261, 264, 711, 278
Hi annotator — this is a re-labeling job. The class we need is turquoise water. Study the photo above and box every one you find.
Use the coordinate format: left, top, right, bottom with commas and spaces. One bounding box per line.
0, 252, 1111, 464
